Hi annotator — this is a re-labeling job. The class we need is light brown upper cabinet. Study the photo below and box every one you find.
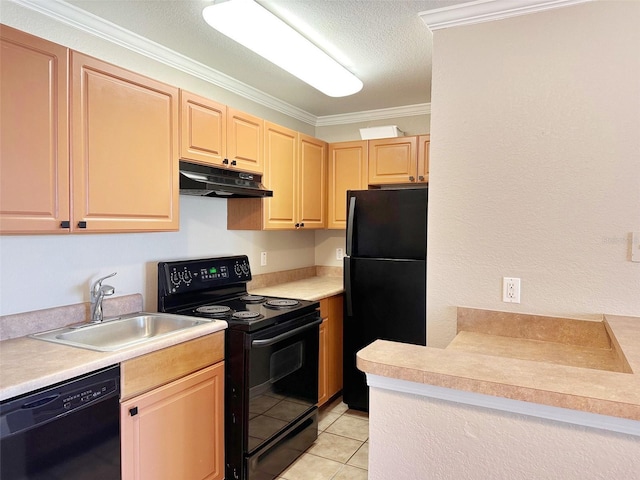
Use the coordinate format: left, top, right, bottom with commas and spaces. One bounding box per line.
0, 26, 180, 234
227, 122, 326, 230
367, 135, 429, 185
297, 132, 327, 229
180, 90, 263, 174
71, 52, 179, 232
0, 25, 70, 234
327, 140, 368, 229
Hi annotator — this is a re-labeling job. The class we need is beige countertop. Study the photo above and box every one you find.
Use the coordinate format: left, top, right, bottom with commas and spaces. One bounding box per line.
0, 274, 342, 402
0, 318, 227, 401
357, 309, 640, 421
250, 275, 344, 301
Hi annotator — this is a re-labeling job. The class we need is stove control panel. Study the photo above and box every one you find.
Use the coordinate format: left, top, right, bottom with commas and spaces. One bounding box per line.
158, 255, 252, 294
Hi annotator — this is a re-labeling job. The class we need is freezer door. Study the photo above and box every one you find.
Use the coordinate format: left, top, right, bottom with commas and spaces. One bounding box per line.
343, 257, 426, 410
346, 188, 427, 260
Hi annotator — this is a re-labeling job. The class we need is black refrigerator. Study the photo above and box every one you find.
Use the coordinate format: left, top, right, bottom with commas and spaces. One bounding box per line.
343, 188, 428, 411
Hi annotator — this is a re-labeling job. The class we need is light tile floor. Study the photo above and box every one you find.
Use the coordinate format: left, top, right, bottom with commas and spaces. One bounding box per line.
277, 396, 369, 480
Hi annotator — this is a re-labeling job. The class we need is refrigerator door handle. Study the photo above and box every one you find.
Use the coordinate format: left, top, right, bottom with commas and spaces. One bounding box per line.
344, 259, 352, 317
346, 196, 356, 256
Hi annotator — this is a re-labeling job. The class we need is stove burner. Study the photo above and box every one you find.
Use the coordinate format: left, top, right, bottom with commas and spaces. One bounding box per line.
196, 305, 232, 317
264, 299, 300, 309
240, 295, 266, 303
232, 311, 262, 320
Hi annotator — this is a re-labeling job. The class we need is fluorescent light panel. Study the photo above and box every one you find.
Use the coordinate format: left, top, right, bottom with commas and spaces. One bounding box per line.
202, 0, 363, 97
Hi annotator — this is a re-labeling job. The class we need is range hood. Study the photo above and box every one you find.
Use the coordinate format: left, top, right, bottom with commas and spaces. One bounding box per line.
179, 161, 273, 198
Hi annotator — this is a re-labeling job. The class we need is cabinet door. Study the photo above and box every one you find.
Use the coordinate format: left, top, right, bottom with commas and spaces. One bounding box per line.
71, 52, 179, 232
298, 133, 327, 229
121, 362, 225, 480
227, 107, 263, 173
180, 90, 226, 166
327, 295, 344, 397
327, 141, 368, 229
368, 136, 418, 185
263, 121, 297, 229
318, 317, 329, 406
0, 26, 69, 234
417, 134, 430, 184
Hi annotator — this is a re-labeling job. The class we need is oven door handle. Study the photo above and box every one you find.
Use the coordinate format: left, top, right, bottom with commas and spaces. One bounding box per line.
251, 318, 322, 347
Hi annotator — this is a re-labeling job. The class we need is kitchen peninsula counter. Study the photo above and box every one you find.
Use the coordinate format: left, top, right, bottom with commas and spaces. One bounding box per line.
358, 309, 640, 479
357, 310, 640, 423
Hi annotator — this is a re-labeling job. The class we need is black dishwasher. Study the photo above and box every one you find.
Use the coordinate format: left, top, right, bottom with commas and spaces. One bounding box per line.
1, 365, 121, 479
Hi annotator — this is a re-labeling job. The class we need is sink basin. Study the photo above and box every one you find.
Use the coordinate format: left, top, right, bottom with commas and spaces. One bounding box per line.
31, 313, 212, 352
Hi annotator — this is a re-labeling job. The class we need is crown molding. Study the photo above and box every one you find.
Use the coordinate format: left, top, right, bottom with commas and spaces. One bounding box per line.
420, 0, 592, 31
10, 0, 431, 127
316, 103, 431, 127
9, 0, 317, 125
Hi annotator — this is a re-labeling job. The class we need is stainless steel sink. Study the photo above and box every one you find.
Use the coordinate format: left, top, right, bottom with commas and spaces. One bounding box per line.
30, 313, 212, 352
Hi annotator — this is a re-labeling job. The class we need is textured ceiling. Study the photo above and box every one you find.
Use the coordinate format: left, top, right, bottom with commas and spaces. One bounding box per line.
63, 0, 468, 118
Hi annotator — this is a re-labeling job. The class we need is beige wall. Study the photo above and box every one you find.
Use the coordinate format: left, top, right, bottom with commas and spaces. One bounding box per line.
369, 387, 640, 479
427, 1, 640, 347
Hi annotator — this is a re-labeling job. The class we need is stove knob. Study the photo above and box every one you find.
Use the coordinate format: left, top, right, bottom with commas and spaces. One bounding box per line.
170, 270, 181, 288
234, 263, 242, 277
240, 262, 250, 276
182, 270, 193, 285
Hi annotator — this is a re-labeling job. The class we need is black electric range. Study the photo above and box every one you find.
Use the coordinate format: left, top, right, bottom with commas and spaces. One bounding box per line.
157, 255, 319, 331
157, 255, 320, 480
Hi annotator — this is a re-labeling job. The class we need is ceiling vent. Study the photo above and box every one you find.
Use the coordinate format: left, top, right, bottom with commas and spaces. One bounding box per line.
359, 125, 405, 140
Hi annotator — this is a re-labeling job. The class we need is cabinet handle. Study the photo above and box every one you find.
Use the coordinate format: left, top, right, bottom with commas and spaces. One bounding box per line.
300, 222, 304, 228
231, 160, 237, 166
418, 175, 425, 182
129, 407, 138, 416
60, 221, 70, 228
409, 176, 415, 182
223, 159, 229, 165
77, 221, 87, 229
295, 223, 300, 228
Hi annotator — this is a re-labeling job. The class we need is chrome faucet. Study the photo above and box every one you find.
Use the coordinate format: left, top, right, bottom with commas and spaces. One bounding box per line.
90, 272, 117, 323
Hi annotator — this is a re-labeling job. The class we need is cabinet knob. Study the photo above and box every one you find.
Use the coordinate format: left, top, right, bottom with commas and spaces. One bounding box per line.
418, 175, 425, 182
300, 222, 305, 228
222, 159, 229, 165
129, 407, 138, 416
60, 221, 70, 229
409, 176, 415, 182
78, 221, 87, 229
295, 223, 300, 228
231, 160, 237, 166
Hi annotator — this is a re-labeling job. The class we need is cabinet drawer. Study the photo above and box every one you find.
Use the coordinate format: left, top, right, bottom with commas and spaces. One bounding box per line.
121, 331, 224, 400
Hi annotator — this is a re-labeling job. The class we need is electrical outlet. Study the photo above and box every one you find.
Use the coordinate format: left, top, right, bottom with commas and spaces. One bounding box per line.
336, 248, 344, 261
260, 252, 267, 266
502, 277, 521, 303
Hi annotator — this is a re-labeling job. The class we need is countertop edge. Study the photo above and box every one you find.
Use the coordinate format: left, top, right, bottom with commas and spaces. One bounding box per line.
357, 338, 640, 422
0, 320, 227, 401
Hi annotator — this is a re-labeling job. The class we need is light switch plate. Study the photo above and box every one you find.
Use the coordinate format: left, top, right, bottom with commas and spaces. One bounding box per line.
632, 232, 640, 263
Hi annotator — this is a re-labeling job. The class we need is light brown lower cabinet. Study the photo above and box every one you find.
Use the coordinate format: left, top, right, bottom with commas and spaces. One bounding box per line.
120, 333, 225, 480
121, 362, 224, 480
318, 294, 344, 406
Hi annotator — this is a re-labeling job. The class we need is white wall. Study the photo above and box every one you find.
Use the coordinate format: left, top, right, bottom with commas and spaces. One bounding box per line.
427, 1, 640, 347
369, 387, 640, 480
0, 197, 315, 315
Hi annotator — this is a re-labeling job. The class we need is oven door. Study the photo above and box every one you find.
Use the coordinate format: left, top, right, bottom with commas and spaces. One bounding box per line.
227, 312, 320, 480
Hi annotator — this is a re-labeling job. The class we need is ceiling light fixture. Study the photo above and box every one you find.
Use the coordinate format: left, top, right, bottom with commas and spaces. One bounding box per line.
202, 0, 363, 97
